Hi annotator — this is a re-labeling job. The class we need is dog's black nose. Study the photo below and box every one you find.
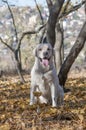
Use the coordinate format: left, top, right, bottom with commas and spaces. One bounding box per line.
43, 52, 48, 56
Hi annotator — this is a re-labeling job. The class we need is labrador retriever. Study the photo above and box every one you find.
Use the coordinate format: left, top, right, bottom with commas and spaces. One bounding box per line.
30, 43, 64, 107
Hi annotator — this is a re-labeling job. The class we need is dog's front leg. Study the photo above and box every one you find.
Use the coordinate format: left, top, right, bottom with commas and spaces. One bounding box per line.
50, 83, 57, 107
30, 83, 36, 105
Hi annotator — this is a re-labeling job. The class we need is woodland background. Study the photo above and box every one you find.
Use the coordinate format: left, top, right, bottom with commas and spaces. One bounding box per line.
0, 0, 86, 130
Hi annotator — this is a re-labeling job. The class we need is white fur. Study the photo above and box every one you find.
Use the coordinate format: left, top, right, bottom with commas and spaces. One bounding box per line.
30, 43, 64, 107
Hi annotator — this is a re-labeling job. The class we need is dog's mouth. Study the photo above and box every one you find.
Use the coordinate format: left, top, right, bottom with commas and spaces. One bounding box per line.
39, 57, 50, 67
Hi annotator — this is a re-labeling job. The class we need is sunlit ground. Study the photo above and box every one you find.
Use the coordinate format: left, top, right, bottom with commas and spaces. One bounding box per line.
0, 74, 86, 130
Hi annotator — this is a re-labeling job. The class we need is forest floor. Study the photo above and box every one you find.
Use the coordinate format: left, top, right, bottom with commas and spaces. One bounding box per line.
0, 73, 86, 130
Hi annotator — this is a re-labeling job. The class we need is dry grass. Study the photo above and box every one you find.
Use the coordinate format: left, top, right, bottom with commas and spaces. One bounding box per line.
0, 74, 86, 130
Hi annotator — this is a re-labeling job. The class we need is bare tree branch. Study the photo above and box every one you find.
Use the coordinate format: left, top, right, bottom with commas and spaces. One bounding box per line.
0, 37, 14, 52
2, 0, 18, 43
62, 0, 71, 14
46, 0, 65, 47
34, 0, 44, 25
59, 0, 86, 19
34, 0, 47, 44
18, 24, 46, 50
46, 0, 53, 10
39, 28, 46, 43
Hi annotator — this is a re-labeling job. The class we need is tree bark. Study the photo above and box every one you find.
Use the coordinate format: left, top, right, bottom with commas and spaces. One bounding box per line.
14, 50, 25, 83
85, 2, 86, 14
46, 0, 65, 47
55, 22, 64, 74
58, 21, 86, 86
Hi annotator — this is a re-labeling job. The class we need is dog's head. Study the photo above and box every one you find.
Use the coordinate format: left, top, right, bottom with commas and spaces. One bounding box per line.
34, 43, 54, 67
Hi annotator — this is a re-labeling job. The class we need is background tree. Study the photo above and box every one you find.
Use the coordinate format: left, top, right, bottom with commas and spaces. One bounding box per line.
0, 0, 86, 87
0, 0, 44, 83
58, 21, 86, 86
0, 0, 25, 83
45, 0, 86, 88
55, 22, 64, 74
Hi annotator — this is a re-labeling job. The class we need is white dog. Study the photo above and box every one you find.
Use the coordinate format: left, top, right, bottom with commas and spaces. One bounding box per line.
30, 43, 64, 107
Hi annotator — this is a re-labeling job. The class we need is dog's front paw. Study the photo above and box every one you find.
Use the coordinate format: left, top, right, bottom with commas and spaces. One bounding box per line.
29, 101, 34, 105
39, 96, 48, 104
52, 103, 57, 107
52, 101, 57, 107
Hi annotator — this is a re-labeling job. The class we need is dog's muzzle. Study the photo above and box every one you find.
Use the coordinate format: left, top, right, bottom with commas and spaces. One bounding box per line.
39, 57, 50, 67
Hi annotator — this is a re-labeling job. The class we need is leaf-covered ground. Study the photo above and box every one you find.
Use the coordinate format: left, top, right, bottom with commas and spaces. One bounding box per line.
0, 75, 86, 130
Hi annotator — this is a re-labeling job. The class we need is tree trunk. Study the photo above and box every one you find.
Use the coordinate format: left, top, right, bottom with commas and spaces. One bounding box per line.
61, 21, 64, 63
14, 50, 25, 83
85, 2, 86, 14
46, 0, 65, 47
61, 42, 64, 63
58, 21, 86, 86
55, 22, 64, 74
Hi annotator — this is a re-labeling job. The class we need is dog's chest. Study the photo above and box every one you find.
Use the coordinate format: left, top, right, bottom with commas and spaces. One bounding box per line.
36, 74, 50, 94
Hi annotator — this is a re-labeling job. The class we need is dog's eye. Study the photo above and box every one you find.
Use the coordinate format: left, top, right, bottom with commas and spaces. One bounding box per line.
47, 48, 50, 51
39, 48, 42, 51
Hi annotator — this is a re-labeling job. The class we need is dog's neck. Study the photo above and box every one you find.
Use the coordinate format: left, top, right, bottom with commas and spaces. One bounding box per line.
34, 57, 54, 74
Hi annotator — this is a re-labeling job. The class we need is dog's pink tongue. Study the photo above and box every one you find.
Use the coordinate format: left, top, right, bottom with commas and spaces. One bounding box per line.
42, 59, 49, 66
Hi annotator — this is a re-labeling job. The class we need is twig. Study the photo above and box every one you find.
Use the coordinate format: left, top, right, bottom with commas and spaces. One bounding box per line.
18, 24, 46, 50
62, 0, 71, 13
39, 28, 46, 43
59, 0, 86, 19
2, 0, 18, 43
34, 0, 44, 25
0, 37, 14, 52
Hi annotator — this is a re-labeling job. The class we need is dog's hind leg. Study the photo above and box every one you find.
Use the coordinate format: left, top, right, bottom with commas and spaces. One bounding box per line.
50, 84, 57, 107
